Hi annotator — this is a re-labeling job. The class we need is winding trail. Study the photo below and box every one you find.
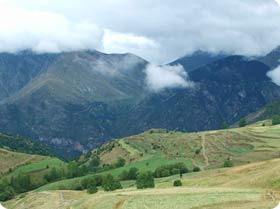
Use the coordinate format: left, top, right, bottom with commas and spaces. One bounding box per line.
201, 133, 209, 169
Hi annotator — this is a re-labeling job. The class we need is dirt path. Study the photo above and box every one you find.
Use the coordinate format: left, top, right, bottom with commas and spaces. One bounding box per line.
201, 133, 209, 169
114, 197, 128, 209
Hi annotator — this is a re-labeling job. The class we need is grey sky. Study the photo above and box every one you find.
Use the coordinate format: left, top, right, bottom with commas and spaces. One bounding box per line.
1, 0, 280, 63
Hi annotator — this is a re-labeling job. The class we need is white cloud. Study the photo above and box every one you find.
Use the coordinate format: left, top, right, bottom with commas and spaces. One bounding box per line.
145, 64, 194, 92
267, 66, 280, 86
1, 0, 280, 63
0, 0, 104, 53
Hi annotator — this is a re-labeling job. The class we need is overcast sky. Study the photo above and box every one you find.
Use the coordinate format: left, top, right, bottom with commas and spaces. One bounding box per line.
1, 0, 280, 64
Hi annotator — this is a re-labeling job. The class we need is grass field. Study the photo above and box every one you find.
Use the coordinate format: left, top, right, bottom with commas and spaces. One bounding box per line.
4, 187, 274, 209
0, 149, 47, 175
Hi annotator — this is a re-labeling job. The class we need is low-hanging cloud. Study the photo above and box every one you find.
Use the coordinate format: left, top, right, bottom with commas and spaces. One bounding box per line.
267, 66, 280, 86
145, 64, 194, 92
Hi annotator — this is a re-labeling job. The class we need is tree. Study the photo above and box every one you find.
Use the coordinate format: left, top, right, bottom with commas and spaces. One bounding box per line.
128, 167, 139, 180
272, 115, 280, 125
102, 174, 122, 191
221, 122, 229, 129
193, 167, 201, 172
87, 184, 98, 194
118, 170, 129, 181
239, 118, 247, 127
136, 171, 155, 189
114, 158, 126, 168
173, 180, 182, 187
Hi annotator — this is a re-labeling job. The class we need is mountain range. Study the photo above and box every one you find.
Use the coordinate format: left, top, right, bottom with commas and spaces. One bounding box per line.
0, 48, 280, 158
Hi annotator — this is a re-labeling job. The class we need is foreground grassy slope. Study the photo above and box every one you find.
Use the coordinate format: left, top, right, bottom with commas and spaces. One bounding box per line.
5, 158, 280, 209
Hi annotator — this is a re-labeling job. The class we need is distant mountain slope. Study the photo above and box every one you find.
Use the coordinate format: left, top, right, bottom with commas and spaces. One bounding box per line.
122, 56, 280, 134
169, 50, 226, 72
0, 50, 280, 159
258, 46, 280, 69
0, 132, 52, 156
0, 51, 148, 158
0, 51, 58, 101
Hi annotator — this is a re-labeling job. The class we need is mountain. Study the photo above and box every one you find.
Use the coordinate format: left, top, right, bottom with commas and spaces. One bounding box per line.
0, 51, 58, 101
0, 51, 148, 158
169, 50, 226, 72
258, 46, 280, 69
122, 56, 280, 134
0, 50, 280, 159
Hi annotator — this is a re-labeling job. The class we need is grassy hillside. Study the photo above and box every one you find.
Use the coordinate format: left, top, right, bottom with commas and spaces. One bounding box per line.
82, 122, 280, 170
0, 149, 47, 175
4, 158, 280, 209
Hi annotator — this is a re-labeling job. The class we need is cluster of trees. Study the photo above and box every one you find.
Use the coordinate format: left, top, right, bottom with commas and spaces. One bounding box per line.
118, 167, 139, 181
80, 174, 122, 193
0, 133, 52, 156
136, 171, 154, 189
154, 163, 189, 178
44, 157, 126, 184
272, 115, 280, 125
0, 173, 36, 201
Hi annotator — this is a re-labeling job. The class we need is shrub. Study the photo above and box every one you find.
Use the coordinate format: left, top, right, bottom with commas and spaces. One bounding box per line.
193, 167, 201, 172
136, 171, 155, 189
87, 185, 98, 194
272, 115, 280, 125
114, 158, 126, 168
223, 159, 234, 168
173, 180, 182, 187
239, 118, 247, 127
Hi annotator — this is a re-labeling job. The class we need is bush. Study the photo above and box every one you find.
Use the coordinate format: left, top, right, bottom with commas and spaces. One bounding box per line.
193, 167, 201, 172
173, 180, 182, 187
87, 185, 98, 194
223, 159, 234, 168
239, 118, 247, 127
114, 158, 126, 168
136, 171, 155, 189
272, 115, 280, 125
102, 174, 122, 191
